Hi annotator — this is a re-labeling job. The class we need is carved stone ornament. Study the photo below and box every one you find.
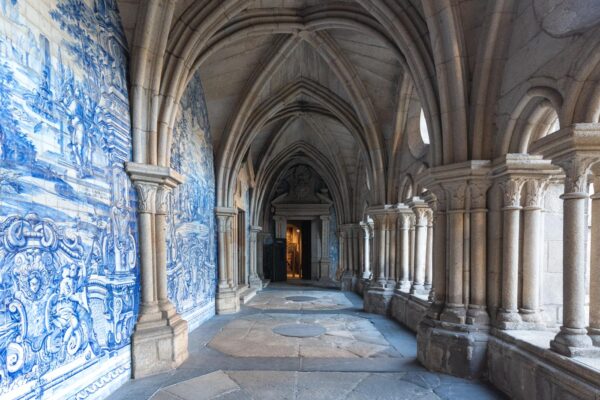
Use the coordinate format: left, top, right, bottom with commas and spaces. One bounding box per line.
500, 178, 524, 208
559, 157, 596, 194
155, 185, 171, 215
469, 181, 489, 209
443, 182, 467, 210
217, 215, 232, 233
524, 179, 548, 208
134, 182, 158, 213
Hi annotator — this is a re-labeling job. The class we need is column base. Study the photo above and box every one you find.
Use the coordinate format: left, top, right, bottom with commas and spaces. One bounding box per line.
341, 271, 357, 291
249, 275, 264, 290
410, 283, 429, 297
588, 327, 600, 347
417, 316, 489, 379
550, 327, 600, 357
364, 286, 394, 315
440, 304, 467, 324
395, 280, 411, 293
355, 278, 370, 295
216, 286, 240, 314
495, 309, 522, 330
466, 305, 490, 325
131, 310, 189, 378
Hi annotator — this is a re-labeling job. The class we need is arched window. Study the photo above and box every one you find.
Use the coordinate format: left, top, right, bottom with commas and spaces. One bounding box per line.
419, 109, 430, 145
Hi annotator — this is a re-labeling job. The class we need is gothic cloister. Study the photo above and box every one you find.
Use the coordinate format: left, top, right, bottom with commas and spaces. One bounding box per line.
1, 1, 600, 399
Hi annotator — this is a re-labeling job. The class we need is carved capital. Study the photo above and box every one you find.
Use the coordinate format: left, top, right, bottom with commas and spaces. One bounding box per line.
499, 178, 524, 208
469, 181, 489, 209
414, 207, 430, 226
442, 182, 467, 210
524, 179, 548, 208
558, 156, 596, 194
155, 185, 171, 215
134, 182, 158, 213
217, 214, 232, 233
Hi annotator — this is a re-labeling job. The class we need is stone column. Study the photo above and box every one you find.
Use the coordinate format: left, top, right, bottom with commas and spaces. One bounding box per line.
360, 220, 372, 280
387, 214, 398, 285
374, 213, 387, 287
155, 184, 179, 318
341, 225, 356, 291
417, 162, 493, 379
126, 162, 188, 378
248, 225, 263, 288
425, 209, 434, 292
215, 207, 239, 314
440, 182, 467, 323
530, 124, 600, 357
550, 157, 596, 355
410, 199, 429, 295
134, 181, 160, 318
496, 178, 523, 328
428, 188, 446, 313
319, 215, 331, 282
397, 212, 412, 291
364, 206, 396, 315
520, 180, 546, 325
467, 182, 490, 325
589, 175, 600, 346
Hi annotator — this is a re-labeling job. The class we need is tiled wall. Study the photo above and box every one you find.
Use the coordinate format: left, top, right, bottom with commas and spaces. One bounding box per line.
329, 207, 339, 280
168, 69, 217, 332
0, 1, 137, 399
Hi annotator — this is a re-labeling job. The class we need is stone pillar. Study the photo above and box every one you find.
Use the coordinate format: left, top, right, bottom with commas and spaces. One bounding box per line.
397, 211, 412, 292
425, 209, 434, 291
409, 199, 429, 295
530, 124, 600, 357
126, 162, 188, 378
134, 181, 160, 318
248, 225, 263, 289
496, 178, 523, 329
386, 213, 398, 286
360, 220, 373, 280
341, 225, 357, 291
427, 187, 446, 314
551, 157, 595, 355
467, 182, 489, 325
589, 175, 600, 346
364, 206, 396, 315
319, 215, 331, 283
215, 207, 240, 314
440, 182, 467, 324
155, 184, 182, 320
520, 180, 546, 325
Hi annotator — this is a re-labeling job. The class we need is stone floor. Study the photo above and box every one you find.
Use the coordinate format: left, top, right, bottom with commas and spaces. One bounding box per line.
109, 283, 506, 400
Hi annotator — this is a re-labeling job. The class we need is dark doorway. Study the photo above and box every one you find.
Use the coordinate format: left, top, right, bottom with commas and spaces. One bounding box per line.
237, 210, 246, 286
287, 220, 312, 280
272, 238, 287, 282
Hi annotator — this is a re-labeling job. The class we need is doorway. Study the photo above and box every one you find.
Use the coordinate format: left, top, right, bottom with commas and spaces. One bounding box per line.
286, 220, 312, 280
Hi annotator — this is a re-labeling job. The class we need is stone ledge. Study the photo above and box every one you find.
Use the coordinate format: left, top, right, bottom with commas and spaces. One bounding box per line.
390, 291, 430, 333
417, 317, 490, 379
488, 330, 600, 399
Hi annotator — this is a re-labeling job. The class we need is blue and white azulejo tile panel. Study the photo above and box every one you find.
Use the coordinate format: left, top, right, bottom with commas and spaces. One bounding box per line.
0, 1, 137, 398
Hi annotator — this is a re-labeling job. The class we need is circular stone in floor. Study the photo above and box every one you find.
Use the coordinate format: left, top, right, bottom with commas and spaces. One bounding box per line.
272, 323, 327, 338
285, 295, 318, 302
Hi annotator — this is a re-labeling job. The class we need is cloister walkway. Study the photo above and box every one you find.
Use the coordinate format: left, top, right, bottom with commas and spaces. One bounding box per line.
109, 284, 504, 399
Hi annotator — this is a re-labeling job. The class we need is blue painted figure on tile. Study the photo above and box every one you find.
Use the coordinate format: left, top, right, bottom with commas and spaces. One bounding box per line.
167, 69, 217, 332
0, 1, 137, 399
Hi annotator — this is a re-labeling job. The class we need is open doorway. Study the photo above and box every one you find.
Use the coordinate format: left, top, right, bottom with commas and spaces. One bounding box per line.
286, 220, 311, 280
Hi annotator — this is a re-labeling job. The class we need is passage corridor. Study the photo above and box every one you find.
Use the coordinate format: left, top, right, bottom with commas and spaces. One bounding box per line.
110, 284, 504, 399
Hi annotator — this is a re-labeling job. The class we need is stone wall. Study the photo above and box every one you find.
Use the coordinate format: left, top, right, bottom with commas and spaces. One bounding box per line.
0, 0, 137, 398
168, 69, 216, 332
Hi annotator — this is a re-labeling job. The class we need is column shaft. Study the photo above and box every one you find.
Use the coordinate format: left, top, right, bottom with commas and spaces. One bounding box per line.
589, 183, 600, 345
